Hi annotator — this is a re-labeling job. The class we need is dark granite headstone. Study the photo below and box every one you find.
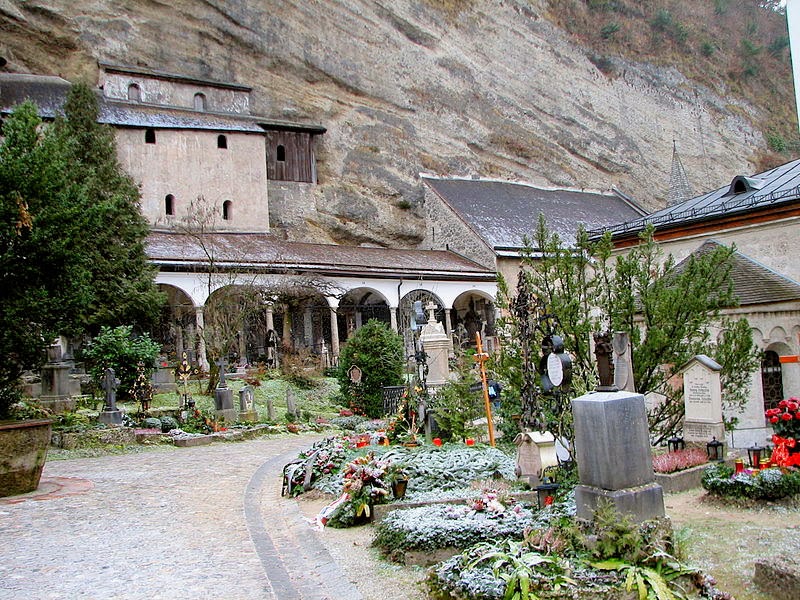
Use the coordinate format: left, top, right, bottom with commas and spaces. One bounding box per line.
572, 390, 664, 523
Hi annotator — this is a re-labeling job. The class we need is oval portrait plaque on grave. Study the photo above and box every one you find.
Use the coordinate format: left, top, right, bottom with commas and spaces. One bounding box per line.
546, 353, 564, 387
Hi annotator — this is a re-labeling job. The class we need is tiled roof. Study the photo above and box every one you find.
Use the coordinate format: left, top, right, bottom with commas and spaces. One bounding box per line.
686, 240, 800, 306
147, 231, 496, 281
598, 158, 800, 237
0, 74, 325, 134
423, 177, 645, 249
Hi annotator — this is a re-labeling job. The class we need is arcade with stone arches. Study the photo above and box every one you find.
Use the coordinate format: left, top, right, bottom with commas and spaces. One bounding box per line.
153, 270, 497, 372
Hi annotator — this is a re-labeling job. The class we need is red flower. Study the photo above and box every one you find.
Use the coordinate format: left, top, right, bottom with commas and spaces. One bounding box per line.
779, 399, 789, 408
782, 413, 793, 421
789, 402, 799, 412
544, 496, 554, 506
771, 416, 780, 424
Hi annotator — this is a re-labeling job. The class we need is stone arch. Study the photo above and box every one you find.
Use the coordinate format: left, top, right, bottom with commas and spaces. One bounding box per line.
768, 326, 789, 345
399, 290, 445, 358
222, 200, 233, 221
155, 284, 199, 364
194, 92, 206, 111
451, 290, 497, 349
761, 341, 793, 411
337, 287, 391, 344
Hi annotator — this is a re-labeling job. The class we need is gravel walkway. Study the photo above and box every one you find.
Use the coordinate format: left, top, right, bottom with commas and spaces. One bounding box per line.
0, 434, 365, 600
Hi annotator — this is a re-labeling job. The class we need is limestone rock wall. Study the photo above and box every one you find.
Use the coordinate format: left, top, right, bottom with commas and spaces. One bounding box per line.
0, 0, 771, 246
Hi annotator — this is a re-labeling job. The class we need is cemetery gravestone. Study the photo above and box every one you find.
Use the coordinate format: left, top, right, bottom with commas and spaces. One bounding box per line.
98, 368, 123, 426
238, 385, 257, 422
213, 358, 236, 424
572, 337, 664, 522
419, 302, 451, 387
39, 344, 76, 412
612, 331, 636, 393
286, 388, 298, 422
514, 431, 558, 487
681, 355, 725, 444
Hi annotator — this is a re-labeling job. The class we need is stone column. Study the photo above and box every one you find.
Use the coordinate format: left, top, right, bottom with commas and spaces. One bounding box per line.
389, 307, 398, 332
195, 306, 209, 372
303, 307, 313, 347
330, 307, 340, 357
355, 310, 363, 329
282, 309, 293, 349
444, 308, 454, 354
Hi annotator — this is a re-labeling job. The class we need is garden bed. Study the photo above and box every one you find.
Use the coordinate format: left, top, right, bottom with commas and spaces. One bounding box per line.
371, 490, 540, 522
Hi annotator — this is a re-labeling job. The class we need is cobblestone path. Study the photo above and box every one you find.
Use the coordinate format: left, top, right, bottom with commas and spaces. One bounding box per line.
0, 434, 363, 599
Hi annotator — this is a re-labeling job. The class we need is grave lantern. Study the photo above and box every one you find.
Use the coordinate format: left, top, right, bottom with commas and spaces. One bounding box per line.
535, 479, 560, 509
667, 437, 685, 453
747, 444, 764, 469
706, 437, 724, 462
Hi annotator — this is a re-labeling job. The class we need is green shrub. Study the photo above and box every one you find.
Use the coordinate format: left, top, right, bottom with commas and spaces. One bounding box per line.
768, 131, 787, 153
329, 415, 369, 430
159, 416, 179, 432
336, 320, 405, 418
600, 22, 620, 40
701, 41, 716, 57
81, 326, 159, 401
701, 462, 800, 500
142, 417, 162, 430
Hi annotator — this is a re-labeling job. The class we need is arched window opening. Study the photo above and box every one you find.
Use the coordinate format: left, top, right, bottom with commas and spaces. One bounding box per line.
217, 134, 227, 149
222, 200, 232, 221
276, 144, 286, 162
145, 128, 156, 144
165, 194, 175, 216
194, 93, 206, 111
127, 83, 141, 102
761, 350, 784, 411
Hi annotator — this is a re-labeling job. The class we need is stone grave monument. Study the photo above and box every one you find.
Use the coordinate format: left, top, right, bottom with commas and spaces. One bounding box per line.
238, 385, 258, 422
680, 355, 725, 444
612, 331, 636, 393
286, 388, 298, 422
39, 344, 76, 412
571, 332, 665, 523
213, 358, 236, 424
419, 302, 451, 387
514, 431, 559, 486
98, 368, 123, 426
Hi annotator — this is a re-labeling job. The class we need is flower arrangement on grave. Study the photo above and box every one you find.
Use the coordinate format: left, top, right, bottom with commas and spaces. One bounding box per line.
284, 436, 354, 497
314, 452, 392, 528
701, 460, 800, 500
765, 397, 800, 444
182, 407, 225, 434
385, 391, 422, 444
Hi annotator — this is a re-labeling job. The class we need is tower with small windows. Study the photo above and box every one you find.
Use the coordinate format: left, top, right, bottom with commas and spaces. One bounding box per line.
99, 63, 323, 233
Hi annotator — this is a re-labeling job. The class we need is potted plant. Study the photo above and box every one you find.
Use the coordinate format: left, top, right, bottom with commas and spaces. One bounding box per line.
0, 397, 53, 498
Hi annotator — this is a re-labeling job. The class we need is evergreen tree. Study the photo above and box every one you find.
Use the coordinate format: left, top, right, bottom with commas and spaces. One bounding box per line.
337, 320, 405, 418
52, 83, 163, 334
0, 84, 163, 417
497, 217, 760, 443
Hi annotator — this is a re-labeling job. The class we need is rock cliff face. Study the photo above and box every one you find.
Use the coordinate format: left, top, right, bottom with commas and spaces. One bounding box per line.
0, 0, 780, 246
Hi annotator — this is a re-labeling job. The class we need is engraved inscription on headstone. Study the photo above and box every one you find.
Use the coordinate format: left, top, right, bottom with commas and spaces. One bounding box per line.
681, 355, 725, 443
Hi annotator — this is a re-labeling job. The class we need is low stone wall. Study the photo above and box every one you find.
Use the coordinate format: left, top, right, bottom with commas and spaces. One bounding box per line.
654, 458, 735, 494
51, 427, 135, 450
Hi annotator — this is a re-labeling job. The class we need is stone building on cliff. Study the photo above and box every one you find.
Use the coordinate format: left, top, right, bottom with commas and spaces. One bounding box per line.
0, 65, 497, 370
